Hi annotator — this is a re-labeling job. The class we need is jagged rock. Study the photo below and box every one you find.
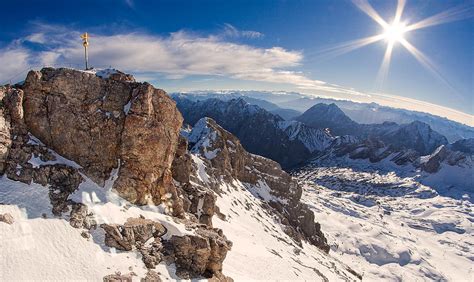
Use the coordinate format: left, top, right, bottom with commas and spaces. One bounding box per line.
0, 86, 26, 173
163, 226, 231, 279
70, 203, 96, 229
172, 135, 216, 226
0, 213, 14, 224
141, 270, 162, 282
101, 217, 166, 251
22, 68, 184, 214
103, 272, 133, 282
184, 117, 329, 251
138, 239, 163, 269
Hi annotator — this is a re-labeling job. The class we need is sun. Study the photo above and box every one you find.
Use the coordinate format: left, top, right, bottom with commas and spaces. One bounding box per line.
383, 22, 407, 43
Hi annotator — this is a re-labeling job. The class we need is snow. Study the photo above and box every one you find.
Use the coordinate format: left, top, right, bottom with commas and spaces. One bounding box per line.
190, 154, 210, 183
0, 176, 147, 281
213, 180, 360, 281
278, 120, 333, 152
0, 152, 192, 281
26, 134, 82, 169
123, 100, 132, 115
95, 68, 119, 79
296, 166, 474, 281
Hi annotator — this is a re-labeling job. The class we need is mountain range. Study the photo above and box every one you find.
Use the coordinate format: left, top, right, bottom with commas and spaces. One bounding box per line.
1, 69, 472, 281
175, 90, 474, 142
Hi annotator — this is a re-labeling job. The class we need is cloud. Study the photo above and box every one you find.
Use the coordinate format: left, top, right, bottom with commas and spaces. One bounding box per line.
12, 25, 361, 96
0, 47, 34, 83
221, 23, 263, 39
0, 23, 472, 125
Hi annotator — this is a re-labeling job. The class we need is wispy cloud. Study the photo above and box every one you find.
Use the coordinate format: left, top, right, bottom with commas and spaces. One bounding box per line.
221, 23, 263, 39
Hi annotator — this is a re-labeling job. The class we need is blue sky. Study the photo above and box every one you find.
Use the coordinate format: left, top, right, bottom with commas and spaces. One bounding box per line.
0, 0, 472, 124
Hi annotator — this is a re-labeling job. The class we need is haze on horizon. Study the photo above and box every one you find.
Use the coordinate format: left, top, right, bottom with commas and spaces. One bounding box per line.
0, 0, 472, 125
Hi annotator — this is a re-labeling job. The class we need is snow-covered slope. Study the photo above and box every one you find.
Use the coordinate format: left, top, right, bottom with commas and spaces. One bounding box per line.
295, 167, 474, 281
0, 174, 188, 281
278, 120, 334, 153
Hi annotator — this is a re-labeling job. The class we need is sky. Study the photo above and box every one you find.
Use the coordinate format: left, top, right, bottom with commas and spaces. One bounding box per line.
0, 0, 473, 125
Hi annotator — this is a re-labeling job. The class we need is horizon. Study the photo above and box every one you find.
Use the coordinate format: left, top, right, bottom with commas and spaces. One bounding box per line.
1, 0, 473, 125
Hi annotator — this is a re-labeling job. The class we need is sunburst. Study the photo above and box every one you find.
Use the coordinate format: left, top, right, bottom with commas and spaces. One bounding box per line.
309, 0, 473, 90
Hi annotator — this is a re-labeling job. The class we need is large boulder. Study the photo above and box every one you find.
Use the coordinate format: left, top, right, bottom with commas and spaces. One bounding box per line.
21, 68, 184, 212
163, 227, 232, 280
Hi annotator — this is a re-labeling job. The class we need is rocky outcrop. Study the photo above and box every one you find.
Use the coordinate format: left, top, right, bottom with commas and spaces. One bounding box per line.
420, 145, 469, 173
0, 86, 26, 173
179, 117, 329, 251
163, 227, 232, 280
101, 217, 166, 251
0, 213, 14, 224
172, 135, 217, 226
103, 272, 133, 282
21, 68, 184, 213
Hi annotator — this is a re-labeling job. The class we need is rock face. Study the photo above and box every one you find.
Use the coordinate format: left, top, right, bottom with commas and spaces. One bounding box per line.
177, 117, 329, 251
22, 68, 183, 211
163, 227, 232, 280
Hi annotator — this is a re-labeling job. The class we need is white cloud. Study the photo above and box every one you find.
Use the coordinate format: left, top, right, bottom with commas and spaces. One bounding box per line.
0, 23, 472, 126
0, 47, 33, 84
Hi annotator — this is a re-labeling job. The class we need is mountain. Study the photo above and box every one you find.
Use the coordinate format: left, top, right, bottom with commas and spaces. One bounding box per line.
172, 92, 302, 120
295, 103, 359, 135
179, 91, 474, 142
172, 96, 311, 168
375, 120, 448, 155
0, 68, 362, 281
296, 103, 448, 155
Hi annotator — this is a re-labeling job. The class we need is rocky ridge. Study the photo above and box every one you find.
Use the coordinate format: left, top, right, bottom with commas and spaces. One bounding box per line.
173, 117, 329, 251
0, 67, 333, 280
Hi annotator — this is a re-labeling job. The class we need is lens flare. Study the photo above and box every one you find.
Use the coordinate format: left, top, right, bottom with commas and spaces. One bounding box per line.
382, 22, 407, 43
306, 0, 472, 91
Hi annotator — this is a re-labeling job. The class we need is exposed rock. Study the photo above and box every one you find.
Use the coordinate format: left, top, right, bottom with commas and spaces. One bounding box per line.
70, 203, 96, 229
103, 272, 133, 282
0, 213, 14, 224
138, 239, 163, 269
183, 118, 329, 251
22, 68, 184, 213
141, 270, 162, 282
172, 135, 216, 226
101, 217, 166, 251
163, 226, 232, 279
0, 86, 26, 173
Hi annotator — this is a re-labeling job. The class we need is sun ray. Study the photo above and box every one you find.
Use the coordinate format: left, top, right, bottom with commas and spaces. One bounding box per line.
376, 41, 394, 89
393, 0, 407, 24
352, 0, 389, 28
399, 38, 456, 92
405, 4, 474, 32
305, 34, 385, 62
